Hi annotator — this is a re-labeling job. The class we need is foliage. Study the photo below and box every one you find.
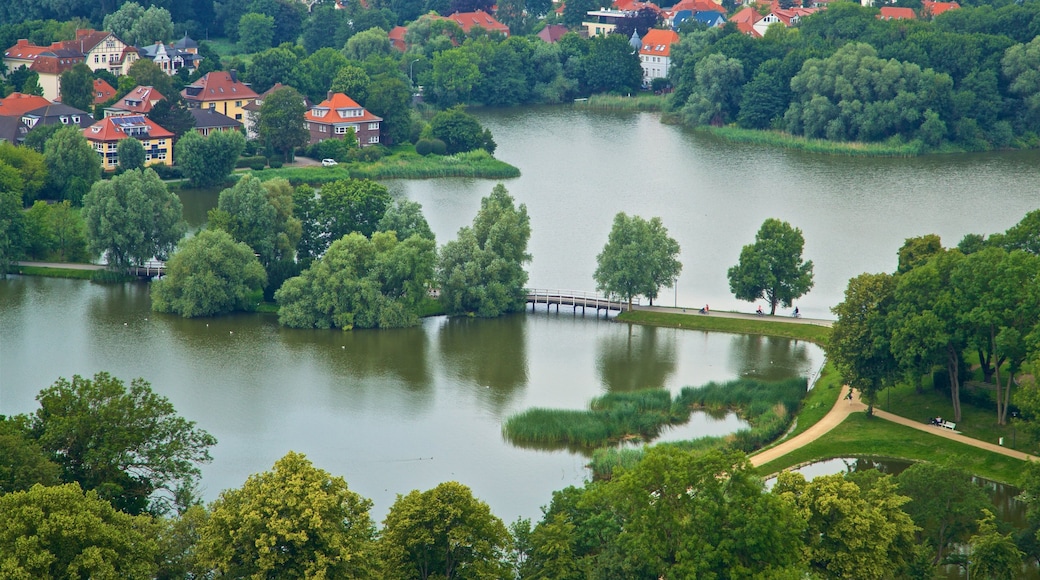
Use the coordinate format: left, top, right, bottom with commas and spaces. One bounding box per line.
894, 462, 990, 564
208, 174, 278, 265
581, 33, 643, 95
198, 451, 377, 579
103, 1, 174, 46
594, 212, 682, 309
147, 97, 197, 140
682, 53, 745, 126
238, 12, 275, 52
258, 85, 309, 162
292, 47, 350, 104
175, 129, 246, 188
126, 59, 175, 98
246, 46, 299, 94
81, 168, 186, 269
428, 106, 496, 154
117, 137, 146, 171
438, 184, 531, 317
43, 125, 101, 204
0, 187, 24, 277
727, 218, 814, 315
773, 472, 919, 579
0, 483, 160, 579
151, 229, 267, 318
829, 272, 898, 414
346, 26, 392, 62
0, 141, 46, 205
21, 199, 90, 262
295, 177, 391, 264
58, 62, 94, 112
377, 198, 435, 243
26, 372, 216, 515
380, 481, 512, 580
276, 230, 436, 329
0, 416, 59, 494
968, 510, 1022, 580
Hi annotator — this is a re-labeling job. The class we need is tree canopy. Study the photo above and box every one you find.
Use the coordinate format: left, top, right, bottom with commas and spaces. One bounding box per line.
43, 125, 101, 204
594, 212, 682, 310
257, 85, 308, 162
727, 218, 815, 315
175, 129, 245, 189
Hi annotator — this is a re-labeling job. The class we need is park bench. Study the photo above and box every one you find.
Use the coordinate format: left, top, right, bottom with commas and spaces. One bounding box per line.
941, 421, 956, 431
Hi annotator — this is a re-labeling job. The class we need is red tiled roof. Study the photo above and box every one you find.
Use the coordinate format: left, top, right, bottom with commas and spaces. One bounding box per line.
878, 6, 916, 19
537, 24, 569, 43
0, 93, 53, 117
613, 0, 661, 12
113, 86, 166, 114
83, 115, 173, 142
731, 6, 764, 25
305, 92, 382, 124
736, 20, 762, 36
181, 71, 259, 103
444, 10, 509, 35
667, 0, 721, 15
64, 29, 111, 54
389, 26, 408, 52
639, 29, 679, 58
922, 0, 959, 16
94, 79, 117, 104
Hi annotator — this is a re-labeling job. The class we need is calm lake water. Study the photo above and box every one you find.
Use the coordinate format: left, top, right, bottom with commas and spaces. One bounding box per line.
4, 107, 1039, 524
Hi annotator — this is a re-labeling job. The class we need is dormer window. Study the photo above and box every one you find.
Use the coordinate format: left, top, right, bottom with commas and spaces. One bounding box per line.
91, 126, 101, 133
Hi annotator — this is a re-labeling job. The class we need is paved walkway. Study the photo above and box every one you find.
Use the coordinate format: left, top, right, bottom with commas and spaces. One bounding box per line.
14, 260, 104, 271
871, 407, 1038, 462
632, 304, 834, 328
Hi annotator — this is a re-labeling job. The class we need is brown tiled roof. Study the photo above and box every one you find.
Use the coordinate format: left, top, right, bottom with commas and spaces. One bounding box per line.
537, 25, 569, 43
65, 29, 111, 54
639, 29, 679, 58
389, 26, 408, 52
444, 10, 509, 35
922, 0, 958, 16
305, 93, 381, 124
731, 6, 763, 24
113, 86, 166, 114
94, 79, 117, 104
84, 115, 173, 143
0, 93, 53, 117
181, 71, 259, 103
878, 6, 916, 19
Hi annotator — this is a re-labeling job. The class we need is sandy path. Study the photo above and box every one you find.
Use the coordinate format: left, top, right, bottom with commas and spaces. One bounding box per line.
750, 389, 866, 467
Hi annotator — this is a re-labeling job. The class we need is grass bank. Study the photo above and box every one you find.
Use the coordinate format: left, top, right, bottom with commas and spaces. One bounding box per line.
697, 126, 925, 157
617, 309, 831, 346
575, 94, 668, 112
754, 413, 1028, 485
11, 265, 98, 280
244, 150, 519, 185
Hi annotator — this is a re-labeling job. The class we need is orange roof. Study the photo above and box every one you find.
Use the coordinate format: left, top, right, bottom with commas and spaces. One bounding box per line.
639, 29, 679, 58
731, 6, 763, 25
923, 0, 959, 16
305, 92, 382, 124
613, 0, 660, 12
93, 79, 117, 104
444, 10, 509, 35
83, 115, 173, 142
878, 6, 916, 19
736, 20, 762, 36
389, 26, 408, 52
181, 71, 258, 103
0, 93, 52, 117
667, 0, 721, 14
114, 86, 166, 114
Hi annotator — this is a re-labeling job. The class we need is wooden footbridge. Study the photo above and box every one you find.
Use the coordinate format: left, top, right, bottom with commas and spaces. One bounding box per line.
524, 289, 637, 317
126, 260, 166, 278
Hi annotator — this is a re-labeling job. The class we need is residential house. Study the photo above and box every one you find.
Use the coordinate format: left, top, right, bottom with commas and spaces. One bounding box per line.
661, 0, 722, 27
242, 83, 309, 139
69, 29, 137, 76
104, 85, 165, 117
537, 24, 569, 43
180, 70, 259, 122
0, 117, 25, 143
638, 29, 680, 84
136, 40, 202, 76
83, 114, 174, 171
730, 6, 764, 37
878, 6, 916, 19
922, 0, 959, 17
3, 40, 83, 101
442, 10, 509, 36
753, 7, 816, 36
21, 103, 93, 133
172, 34, 199, 55
583, 9, 638, 36
304, 92, 382, 147
0, 93, 52, 117
93, 78, 117, 105
187, 108, 242, 136
389, 26, 408, 52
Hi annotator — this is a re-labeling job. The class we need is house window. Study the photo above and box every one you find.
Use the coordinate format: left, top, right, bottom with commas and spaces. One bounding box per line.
235, 100, 241, 106
208, 103, 216, 109
320, 125, 327, 132
158, 139, 166, 146
145, 154, 152, 161
234, 113, 242, 120
95, 55, 100, 63
158, 152, 166, 160
60, 117, 68, 124
72, 115, 80, 123
368, 135, 379, 144
335, 126, 347, 134
368, 122, 378, 130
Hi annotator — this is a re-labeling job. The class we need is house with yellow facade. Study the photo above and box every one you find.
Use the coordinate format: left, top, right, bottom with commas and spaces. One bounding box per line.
83, 115, 174, 171
180, 70, 258, 123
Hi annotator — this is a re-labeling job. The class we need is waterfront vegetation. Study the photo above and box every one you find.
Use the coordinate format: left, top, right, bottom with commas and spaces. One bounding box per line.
574, 94, 668, 112
235, 150, 519, 185
11, 265, 97, 280
618, 308, 831, 345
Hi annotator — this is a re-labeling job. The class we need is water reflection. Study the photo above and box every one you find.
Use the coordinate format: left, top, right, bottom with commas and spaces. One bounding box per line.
436, 314, 528, 410
596, 323, 676, 392
727, 333, 813, 382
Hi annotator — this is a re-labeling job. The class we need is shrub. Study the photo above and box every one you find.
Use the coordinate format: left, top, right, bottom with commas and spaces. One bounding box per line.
249, 161, 266, 171
269, 160, 283, 169
415, 139, 433, 156
236, 156, 267, 169
430, 138, 447, 155
148, 164, 183, 180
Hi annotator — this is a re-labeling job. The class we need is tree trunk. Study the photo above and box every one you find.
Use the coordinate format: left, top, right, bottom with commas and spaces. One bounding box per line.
769, 299, 777, 316
948, 346, 962, 423
993, 327, 1005, 426
978, 347, 995, 383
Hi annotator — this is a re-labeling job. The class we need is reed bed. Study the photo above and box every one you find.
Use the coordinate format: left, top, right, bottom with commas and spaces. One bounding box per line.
701, 126, 924, 157
575, 94, 668, 112
349, 150, 520, 180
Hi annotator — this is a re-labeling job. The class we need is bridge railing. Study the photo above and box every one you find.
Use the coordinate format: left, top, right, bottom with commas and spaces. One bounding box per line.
524, 289, 639, 311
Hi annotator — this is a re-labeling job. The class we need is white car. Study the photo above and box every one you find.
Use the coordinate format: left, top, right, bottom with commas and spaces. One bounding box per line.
321, 158, 338, 166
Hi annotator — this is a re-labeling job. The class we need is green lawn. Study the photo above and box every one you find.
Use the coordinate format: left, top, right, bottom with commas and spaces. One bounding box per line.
617, 309, 831, 345
754, 413, 1030, 485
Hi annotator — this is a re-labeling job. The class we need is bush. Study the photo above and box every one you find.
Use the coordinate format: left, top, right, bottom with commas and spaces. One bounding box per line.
349, 145, 389, 163
249, 161, 266, 171
148, 164, 183, 180
269, 160, 283, 169
430, 138, 447, 155
236, 156, 267, 169
415, 139, 433, 156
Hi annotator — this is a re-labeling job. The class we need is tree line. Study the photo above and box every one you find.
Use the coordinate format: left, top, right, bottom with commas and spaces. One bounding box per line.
3, 370, 1035, 579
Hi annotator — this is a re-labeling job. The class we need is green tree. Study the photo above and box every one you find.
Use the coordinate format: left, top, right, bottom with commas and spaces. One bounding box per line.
129, 5, 175, 46
380, 481, 513, 580
175, 129, 245, 189
246, 45, 300, 94
28, 372, 217, 515
58, 62, 94, 112
428, 105, 496, 154
43, 125, 101, 204
377, 198, 435, 243
0, 483, 160, 579
0, 416, 59, 494
238, 12, 275, 52
331, 64, 371, 104
117, 136, 146, 171
126, 58, 175, 100
594, 212, 682, 310
298, 178, 392, 262
897, 234, 944, 274
346, 26, 392, 62
829, 272, 898, 414
23, 199, 90, 262
276, 230, 436, 329
364, 74, 413, 145
152, 229, 268, 318
23, 199, 57, 259
773, 471, 918, 579
22, 123, 62, 154
292, 47, 349, 103
258, 85, 308, 162
156, 504, 211, 580
582, 33, 642, 95
81, 168, 186, 269
0, 187, 24, 277
147, 96, 197, 139
208, 174, 277, 265
1002, 36, 1040, 130
437, 184, 531, 317
0, 140, 46, 204
198, 451, 377, 578
430, 49, 481, 106
727, 218, 815, 315
103, 0, 146, 42
968, 510, 1023, 580
682, 53, 745, 126
895, 462, 989, 564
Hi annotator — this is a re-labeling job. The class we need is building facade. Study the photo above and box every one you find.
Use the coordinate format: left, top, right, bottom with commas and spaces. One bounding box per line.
304, 92, 382, 147
83, 115, 174, 171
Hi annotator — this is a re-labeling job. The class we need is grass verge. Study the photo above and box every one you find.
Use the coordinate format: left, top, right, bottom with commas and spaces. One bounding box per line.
617, 309, 830, 346
754, 413, 1029, 485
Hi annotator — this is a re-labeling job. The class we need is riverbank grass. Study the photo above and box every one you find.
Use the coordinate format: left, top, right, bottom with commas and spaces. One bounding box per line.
618, 309, 831, 345
11, 265, 97, 280
575, 94, 668, 112
697, 126, 925, 156
244, 149, 519, 185
754, 413, 1029, 485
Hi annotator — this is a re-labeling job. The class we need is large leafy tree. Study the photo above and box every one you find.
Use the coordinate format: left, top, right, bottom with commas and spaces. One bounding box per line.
380, 481, 513, 580
27, 372, 217, 515
377, 198, 435, 243
895, 462, 990, 564
147, 96, 196, 140
175, 129, 245, 189
292, 47, 349, 103
364, 74, 413, 145
428, 106, 496, 154
594, 212, 682, 310
43, 125, 101, 204
0, 141, 46, 205
208, 174, 278, 266
0, 416, 59, 493
0, 187, 24, 277
0, 483, 160, 579
276, 230, 436, 329
238, 12, 275, 52
126, 59, 175, 100
81, 168, 186, 269
682, 53, 745, 126
246, 46, 300, 94
727, 218, 815, 315
257, 85, 308, 162
151, 229, 267, 318
773, 471, 919, 579
117, 136, 146, 171
58, 62, 94, 112
968, 510, 1023, 580
198, 451, 377, 578
430, 49, 481, 106
437, 184, 531, 317
829, 272, 898, 414
581, 33, 642, 95
297, 178, 392, 262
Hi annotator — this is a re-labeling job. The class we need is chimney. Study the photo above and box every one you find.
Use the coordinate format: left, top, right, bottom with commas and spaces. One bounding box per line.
327, 90, 333, 101
16, 39, 27, 46
230, 69, 237, 83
